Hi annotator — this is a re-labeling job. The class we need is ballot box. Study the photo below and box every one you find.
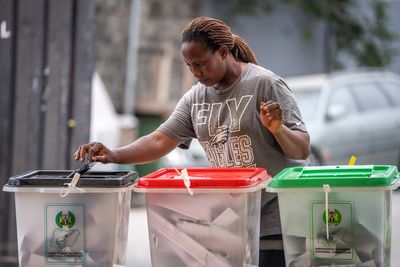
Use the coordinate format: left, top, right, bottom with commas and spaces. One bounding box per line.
266, 165, 400, 267
3, 170, 137, 267
134, 167, 269, 267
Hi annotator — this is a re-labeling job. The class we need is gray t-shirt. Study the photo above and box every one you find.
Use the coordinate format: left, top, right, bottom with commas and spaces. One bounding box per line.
157, 63, 307, 237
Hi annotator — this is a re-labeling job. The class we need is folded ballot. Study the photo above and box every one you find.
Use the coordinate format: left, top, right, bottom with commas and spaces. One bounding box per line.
148, 209, 232, 267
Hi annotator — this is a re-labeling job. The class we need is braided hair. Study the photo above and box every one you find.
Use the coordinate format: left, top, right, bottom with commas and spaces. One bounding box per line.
182, 17, 259, 65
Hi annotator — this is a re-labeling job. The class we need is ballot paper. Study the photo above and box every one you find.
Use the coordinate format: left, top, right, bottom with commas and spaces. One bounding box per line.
14, 192, 128, 267
286, 221, 383, 267
146, 191, 260, 267
146, 192, 239, 223
284, 198, 383, 267
212, 207, 240, 229
176, 218, 242, 257
148, 209, 232, 267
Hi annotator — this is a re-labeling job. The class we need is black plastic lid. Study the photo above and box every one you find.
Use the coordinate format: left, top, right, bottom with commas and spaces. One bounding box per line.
6, 170, 138, 187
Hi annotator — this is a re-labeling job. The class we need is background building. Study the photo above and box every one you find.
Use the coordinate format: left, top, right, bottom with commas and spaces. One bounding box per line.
93, 0, 400, 174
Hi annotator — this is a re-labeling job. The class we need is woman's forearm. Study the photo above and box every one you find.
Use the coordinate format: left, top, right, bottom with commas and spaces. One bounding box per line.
112, 131, 180, 164
272, 125, 310, 160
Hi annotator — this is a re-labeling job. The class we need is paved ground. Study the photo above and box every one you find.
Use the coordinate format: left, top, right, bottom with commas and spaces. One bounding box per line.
126, 190, 400, 267
126, 207, 151, 267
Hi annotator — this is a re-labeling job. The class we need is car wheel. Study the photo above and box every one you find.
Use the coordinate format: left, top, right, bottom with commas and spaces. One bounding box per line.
306, 151, 322, 166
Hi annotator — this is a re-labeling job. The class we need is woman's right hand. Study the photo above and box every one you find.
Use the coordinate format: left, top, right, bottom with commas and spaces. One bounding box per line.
73, 142, 115, 164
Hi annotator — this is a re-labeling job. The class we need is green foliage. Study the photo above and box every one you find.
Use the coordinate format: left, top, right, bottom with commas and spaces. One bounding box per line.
222, 0, 397, 69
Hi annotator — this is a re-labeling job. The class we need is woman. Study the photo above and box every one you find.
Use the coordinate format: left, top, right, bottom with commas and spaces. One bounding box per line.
75, 16, 310, 266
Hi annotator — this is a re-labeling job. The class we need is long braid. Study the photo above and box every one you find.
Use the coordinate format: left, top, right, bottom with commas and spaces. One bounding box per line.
182, 17, 259, 65
232, 34, 258, 65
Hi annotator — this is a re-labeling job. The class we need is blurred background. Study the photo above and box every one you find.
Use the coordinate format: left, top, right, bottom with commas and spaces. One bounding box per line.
1, 0, 400, 265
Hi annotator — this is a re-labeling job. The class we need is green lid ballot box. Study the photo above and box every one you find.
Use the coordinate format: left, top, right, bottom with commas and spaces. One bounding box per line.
266, 165, 400, 267
134, 167, 269, 267
3, 170, 137, 267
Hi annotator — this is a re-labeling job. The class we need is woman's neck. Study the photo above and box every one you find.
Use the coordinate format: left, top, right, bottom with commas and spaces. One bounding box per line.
214, 58, 245, 90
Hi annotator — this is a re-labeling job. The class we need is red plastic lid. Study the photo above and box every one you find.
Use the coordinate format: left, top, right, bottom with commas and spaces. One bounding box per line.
135, 167, 269, 189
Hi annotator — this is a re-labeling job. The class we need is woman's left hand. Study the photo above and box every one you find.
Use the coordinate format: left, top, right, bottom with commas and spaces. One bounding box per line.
259, 101, 283, 134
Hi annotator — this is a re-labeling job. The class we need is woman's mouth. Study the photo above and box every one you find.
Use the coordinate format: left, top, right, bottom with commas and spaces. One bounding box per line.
200, 79, 212, 85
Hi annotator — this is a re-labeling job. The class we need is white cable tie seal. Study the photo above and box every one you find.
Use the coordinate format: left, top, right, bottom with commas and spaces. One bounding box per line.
323, 184, 331, 240
60, 172, 86, 197
174, 168, 194, 195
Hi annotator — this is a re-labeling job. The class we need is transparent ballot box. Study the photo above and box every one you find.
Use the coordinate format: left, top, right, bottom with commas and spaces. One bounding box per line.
135, 167, 269, 267
3, 170, 137, 267
266, 165, 400, 267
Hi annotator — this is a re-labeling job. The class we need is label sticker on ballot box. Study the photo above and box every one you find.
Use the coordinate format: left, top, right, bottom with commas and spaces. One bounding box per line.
45, 204, 86, 264
310, 201, 355, 261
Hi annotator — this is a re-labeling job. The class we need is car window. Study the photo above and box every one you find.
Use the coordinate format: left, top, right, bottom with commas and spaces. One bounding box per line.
292, 88, 321, 121
380, 82, 400, 106
349, 82, 389, 112
326, 87, 357, 120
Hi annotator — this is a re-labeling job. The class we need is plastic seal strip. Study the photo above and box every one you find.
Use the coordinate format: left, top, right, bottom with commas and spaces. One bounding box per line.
60, 161, 96, 197
60, 172, 85, 197
174, 168, 194, 195
323, 184, 331, 240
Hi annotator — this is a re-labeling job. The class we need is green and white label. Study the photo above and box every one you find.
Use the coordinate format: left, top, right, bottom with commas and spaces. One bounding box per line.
310, 201, 355, 261
45, 204, 86, 264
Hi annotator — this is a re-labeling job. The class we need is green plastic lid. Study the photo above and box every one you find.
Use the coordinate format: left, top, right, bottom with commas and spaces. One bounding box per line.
268, 165, 399, 189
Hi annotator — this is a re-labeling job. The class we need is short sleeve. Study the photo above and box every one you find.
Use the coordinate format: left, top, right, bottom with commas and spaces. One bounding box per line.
269, 78, 307, 132
157, 89, 196, 145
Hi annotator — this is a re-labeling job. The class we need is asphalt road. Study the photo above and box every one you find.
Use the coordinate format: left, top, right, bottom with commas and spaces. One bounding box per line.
126, 190, 400, 267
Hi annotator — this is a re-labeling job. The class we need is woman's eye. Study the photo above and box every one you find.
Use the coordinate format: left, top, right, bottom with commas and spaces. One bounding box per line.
185, 62, 205, 71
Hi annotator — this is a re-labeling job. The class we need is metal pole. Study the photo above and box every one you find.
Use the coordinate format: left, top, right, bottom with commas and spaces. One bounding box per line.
124, 0, 141, 114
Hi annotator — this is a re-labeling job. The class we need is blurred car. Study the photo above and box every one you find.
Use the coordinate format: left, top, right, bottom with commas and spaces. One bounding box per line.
286, 69, 400, 167
159, 138, 210, 168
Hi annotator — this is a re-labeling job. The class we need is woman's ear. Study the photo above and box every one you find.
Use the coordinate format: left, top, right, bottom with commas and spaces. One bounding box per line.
218, 45, 229, 60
